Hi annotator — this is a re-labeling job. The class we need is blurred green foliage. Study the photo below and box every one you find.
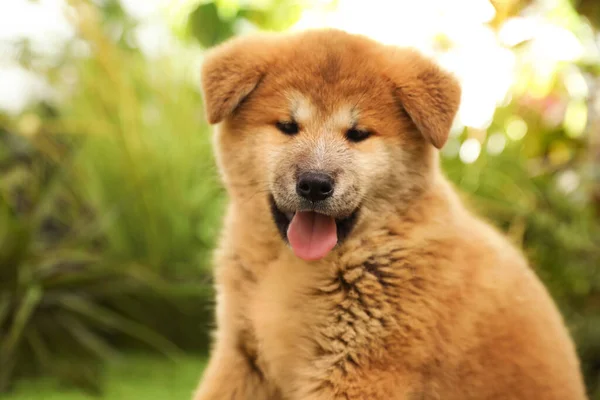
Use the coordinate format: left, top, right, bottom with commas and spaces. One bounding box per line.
0, 0, 221, 393
3, 354, 206, 400
0, 0, 599, 398
169, 0, 330, 47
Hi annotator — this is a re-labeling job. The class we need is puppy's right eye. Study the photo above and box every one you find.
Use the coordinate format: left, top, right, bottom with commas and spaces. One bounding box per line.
276, 121, 299, 135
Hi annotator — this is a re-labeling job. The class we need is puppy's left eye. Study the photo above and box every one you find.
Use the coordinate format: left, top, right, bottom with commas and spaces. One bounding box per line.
346, 128, 372, 143
276, 121, 299, 135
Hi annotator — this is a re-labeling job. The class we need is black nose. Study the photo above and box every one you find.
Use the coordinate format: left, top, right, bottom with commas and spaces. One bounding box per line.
296, 172, 334, 202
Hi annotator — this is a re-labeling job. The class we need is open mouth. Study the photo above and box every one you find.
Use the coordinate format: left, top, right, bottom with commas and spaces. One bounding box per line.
269, 195, 359, 261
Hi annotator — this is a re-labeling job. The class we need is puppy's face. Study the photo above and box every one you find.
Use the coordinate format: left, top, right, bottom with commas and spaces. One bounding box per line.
201, 30, 460, 261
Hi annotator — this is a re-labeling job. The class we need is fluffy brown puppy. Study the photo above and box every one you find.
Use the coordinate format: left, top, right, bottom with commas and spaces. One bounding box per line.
193, 29, 587, 400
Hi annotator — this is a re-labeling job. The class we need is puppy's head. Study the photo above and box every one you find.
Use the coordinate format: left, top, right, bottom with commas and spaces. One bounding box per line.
201, 29, 461, 261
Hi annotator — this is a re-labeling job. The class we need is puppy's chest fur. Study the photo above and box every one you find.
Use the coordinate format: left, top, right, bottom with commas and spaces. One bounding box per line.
231, 232, 437, 394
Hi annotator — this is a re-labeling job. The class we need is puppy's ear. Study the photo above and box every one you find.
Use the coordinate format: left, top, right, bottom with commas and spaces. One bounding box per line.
200, 35, 272, 124
383, 48, 461, 149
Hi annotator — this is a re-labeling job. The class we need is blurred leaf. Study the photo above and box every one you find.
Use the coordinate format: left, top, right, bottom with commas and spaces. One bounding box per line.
57, 312, 119, 360
188, 2, 235, 47
240, 0, 304, 31
57, 295, 180, 357
572, 0, 600, 29
0, 286, 42, 391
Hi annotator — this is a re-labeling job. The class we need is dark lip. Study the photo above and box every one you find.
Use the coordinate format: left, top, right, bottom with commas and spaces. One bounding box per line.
269, 195, 360, 246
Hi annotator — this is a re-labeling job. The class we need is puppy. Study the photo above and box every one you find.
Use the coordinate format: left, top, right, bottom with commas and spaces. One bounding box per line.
193, 29, 587, 400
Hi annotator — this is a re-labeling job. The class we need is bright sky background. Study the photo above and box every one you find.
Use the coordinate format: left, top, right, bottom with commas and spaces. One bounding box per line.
0, 0, 589, 148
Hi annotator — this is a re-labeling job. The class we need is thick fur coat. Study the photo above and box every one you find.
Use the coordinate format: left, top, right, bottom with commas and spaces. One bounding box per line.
193, 29, 587, 400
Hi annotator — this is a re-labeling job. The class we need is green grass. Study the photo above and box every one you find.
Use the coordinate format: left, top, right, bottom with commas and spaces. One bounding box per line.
4, 354, 206, 400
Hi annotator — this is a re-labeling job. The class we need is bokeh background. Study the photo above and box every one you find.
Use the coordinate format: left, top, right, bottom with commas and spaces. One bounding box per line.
0, 0, 599, 398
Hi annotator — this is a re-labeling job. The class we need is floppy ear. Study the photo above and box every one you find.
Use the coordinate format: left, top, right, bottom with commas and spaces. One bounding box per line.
383, 48, 461, 149
200, 35, 272, 124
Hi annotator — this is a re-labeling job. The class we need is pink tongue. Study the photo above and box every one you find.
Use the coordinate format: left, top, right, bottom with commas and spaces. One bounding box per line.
287, 211, 337, 261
